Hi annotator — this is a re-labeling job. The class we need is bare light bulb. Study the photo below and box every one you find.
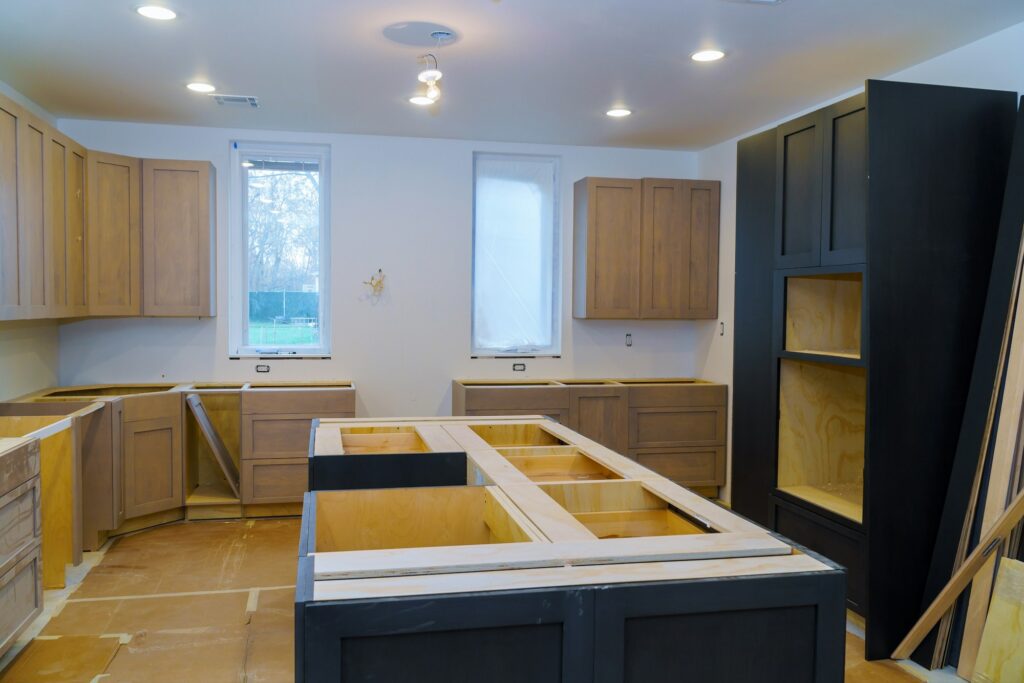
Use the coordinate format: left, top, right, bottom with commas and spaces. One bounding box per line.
425, 81, 441, 101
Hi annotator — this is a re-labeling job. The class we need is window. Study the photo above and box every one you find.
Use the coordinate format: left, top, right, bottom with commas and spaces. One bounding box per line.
230, 142, 330, 356
472, 153, 561, 356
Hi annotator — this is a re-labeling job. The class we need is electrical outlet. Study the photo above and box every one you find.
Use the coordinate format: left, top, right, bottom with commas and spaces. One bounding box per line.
625, 333, 633, 347
255, 364, 271, 373
512, 362, 526, 372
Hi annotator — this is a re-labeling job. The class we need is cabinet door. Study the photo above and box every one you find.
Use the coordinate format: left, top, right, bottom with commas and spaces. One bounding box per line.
680, 180, 721, 318
122, 405, 182, 519
87, 151, 141, 316
47, 135, 68, 315
142, 159, 215, 316
820, 95, 867, 265
568, 386, 629, 454
17, 115, 48, 318
574, 178, 641, 319
0, 99, 20, 320
775, 112, 822, 268
640, 179, 685, 318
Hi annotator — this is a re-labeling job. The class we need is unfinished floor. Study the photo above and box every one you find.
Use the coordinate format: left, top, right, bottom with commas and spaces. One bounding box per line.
0, 518, 938, 682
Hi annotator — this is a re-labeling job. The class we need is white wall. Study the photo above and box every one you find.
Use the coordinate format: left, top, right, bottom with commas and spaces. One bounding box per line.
57, 119, 707, 416
695, 19, 1024, 501
0, 321, 59, 400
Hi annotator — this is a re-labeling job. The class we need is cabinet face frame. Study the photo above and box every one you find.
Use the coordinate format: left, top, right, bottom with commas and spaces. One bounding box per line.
820, 94, 867, 266
87, 151, 141, 316
142, 159, 215, 316
774, 112, 824, 269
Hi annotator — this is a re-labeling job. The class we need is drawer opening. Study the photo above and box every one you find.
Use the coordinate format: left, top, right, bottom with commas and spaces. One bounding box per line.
339, 427, 428, 454
313, 486, 537, 552
537, 480, 710, 539
468, 424, 567, 448
247, 382, 351, 389
554, 379, 619, 385
41, 384, 176, 397
502, 451, 623, 483
189, 382, 246, 390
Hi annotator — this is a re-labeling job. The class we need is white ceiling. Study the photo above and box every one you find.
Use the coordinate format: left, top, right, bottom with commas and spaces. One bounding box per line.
2, 0, 1023, 149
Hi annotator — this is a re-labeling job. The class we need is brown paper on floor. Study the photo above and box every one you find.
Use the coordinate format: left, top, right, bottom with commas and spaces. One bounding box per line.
73, 519, 300, 599
42, 592, 252, 636
0, 635, 120, 683
244, 587, 295, 683
974, 558, 1024, 683
103, 626, 249, 683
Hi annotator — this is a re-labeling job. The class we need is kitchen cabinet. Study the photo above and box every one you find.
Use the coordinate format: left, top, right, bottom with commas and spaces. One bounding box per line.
774, 94, 866, 268
452, 379, 727, 489
121, 393, 182, 518
0, 438, 42, 660
568, 385, 629, 455
47, 132, 88, 318
87, 150, 141, 316
735, 81, 1016, 658
18, 113, 48, 319
142, 159, 216, 316
574, 177, 720, 320
0, 98, 20, 320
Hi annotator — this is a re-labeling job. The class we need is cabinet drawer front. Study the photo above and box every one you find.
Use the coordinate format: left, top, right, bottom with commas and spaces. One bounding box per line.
241, 390, 354, 415
243, 412, 352, 460
626, 384, 727, 408
462, 386, 569, 412
242, 459, 307, 504
0, 440, 39, 497
0, 544, 42, 659
0, 479, 40, 576
631, 448, 724, 487
630, 407, 725, 448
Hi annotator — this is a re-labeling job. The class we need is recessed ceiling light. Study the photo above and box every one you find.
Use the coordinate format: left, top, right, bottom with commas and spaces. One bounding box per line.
691, 49, 725, 62
186, 82, 216, 93
606, 108, 632, 118
136, 5, 176, 20
409, 95, 436, 106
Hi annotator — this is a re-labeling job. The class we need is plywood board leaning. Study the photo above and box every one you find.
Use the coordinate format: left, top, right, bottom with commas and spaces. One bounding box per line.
973, 558, 1024, 682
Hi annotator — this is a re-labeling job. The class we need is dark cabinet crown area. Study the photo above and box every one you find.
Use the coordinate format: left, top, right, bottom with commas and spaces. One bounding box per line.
733, 80, 1017, 660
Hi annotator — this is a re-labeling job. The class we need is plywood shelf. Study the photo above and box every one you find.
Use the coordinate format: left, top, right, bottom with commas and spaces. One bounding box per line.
186, 481, 240, 506
778, 484, 863, 524
784, 272, 863, 358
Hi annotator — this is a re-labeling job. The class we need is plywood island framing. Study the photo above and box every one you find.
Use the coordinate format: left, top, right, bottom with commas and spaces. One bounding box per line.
298, 416, 846, 683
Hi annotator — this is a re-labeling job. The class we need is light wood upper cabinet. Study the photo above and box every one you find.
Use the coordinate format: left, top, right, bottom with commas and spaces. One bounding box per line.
0, 100, 21, 320
142, 160, 215, 317
18, 114, 48, 318
573, 177, 642, 319
574, 177, 720, 320
87, 151, 141, 316
46, 131, 88, 318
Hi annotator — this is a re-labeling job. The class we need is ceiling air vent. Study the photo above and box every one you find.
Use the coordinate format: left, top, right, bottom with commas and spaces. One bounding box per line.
209, 94, 260, 108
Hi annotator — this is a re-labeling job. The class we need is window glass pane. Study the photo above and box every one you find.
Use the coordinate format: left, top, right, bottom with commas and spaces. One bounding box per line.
472, 154, 560, 355
244, 157, 322, 349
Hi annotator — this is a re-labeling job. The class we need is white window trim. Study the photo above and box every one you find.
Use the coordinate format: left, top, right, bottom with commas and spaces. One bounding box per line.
228, 140, 332, 358
470, 152, 562, 358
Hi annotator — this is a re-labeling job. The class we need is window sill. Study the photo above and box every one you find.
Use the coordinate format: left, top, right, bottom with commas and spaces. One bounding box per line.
230, 353, 332, 360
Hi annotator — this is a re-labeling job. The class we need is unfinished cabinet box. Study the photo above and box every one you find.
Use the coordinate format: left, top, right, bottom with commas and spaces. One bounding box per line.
121, 392, 182, 519
184, 390, 241, 516
142, 159, 216, 317
240, 383, 355, 504
87, 150, 142, 316
573, 177, 720, 320
783, 272, 863, 359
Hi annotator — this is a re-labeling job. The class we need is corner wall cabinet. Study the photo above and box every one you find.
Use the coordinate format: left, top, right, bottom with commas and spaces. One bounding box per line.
733, 80, 1017, 660
452, 379, 727, 492
573, 177, 720, 320
0, 89, 216, 321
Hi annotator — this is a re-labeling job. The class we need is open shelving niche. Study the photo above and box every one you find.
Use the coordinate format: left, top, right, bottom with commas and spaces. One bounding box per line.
776, 358, 866, 523
784, 272, 863, 360
184, 391, 242, 510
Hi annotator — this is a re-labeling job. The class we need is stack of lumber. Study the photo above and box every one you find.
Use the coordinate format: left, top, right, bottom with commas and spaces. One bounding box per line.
892, 97, 1024, 677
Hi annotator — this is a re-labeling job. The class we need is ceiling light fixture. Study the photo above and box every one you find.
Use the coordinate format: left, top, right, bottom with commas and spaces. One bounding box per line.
136, 5, 176, 20
606, 108, 632, 118
409, 95, 435, 106
691, 49, 725, 62
186, 82, 216, 93
408, 31, 452, 108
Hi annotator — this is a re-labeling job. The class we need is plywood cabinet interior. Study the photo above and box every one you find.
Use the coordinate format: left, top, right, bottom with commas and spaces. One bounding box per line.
574, 176, 720, 320
142, 159, 215, 316
87, 151, 141, 316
